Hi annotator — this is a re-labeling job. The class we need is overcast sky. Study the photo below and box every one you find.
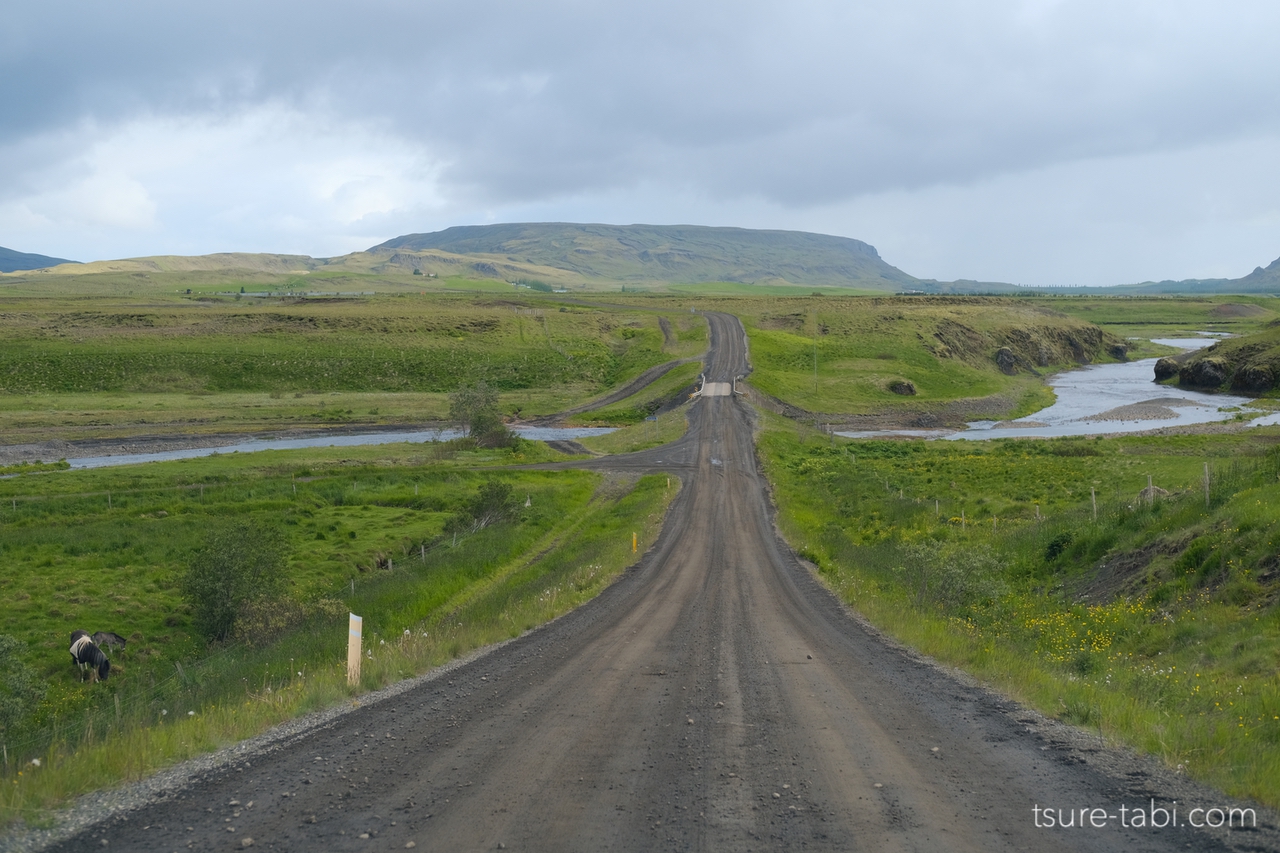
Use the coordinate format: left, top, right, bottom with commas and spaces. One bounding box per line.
3, 1, 1279, 285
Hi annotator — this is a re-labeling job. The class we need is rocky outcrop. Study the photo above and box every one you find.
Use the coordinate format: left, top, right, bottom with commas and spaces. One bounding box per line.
1233, 364, 1275, 393
1153, 357, 1181, 381
1180, 357, 1230, 389
888, 379, 917, 395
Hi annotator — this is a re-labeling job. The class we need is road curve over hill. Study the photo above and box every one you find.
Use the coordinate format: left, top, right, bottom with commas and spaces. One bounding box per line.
42, 313, 1271, 852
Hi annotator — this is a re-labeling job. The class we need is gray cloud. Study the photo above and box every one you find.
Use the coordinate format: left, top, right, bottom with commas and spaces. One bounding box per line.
3, 1, 1279, 282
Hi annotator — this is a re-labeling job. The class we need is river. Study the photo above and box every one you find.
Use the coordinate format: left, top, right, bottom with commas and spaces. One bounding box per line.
64, 426, 617, 470
838, 338, 1271, 441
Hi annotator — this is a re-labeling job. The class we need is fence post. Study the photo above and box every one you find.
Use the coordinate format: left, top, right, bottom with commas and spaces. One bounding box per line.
347, 614, 363, 687
1092, 487, 1097, 522
1204, 462, 1210, 508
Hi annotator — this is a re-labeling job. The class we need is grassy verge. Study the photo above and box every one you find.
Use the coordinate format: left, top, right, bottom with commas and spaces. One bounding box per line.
0, 442, 676, 827
757, 411, 1280, 807
578, 407, 690, 454
573, 362, 703, 426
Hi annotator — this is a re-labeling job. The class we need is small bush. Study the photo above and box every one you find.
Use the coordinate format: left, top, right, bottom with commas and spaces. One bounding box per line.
1045, 531, 1073, 561
445, 479, 521, 534
181, 521, 290, 643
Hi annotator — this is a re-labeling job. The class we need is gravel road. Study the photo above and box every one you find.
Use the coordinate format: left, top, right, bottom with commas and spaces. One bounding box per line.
29, 313, 1278, 852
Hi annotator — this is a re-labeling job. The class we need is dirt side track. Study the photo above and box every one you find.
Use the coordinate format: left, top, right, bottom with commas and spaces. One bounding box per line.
30, 313, 1278, 852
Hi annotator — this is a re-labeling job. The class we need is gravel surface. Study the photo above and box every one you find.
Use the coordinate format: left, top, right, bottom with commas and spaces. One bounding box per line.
1085, 404, 1180, 423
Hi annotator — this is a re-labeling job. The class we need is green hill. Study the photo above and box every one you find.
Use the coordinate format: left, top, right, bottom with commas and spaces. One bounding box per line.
372, 223, 917, 289
0, 246, 79, 273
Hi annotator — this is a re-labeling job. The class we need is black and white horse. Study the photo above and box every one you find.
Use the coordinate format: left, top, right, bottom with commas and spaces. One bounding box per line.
69, 630, 110, 681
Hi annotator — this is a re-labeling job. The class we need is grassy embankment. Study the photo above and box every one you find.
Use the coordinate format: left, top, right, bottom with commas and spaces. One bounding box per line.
759, 416, 1280, 806
0, 441, 676, 826
731, 296, 1125, 421
0, 290, 707, 443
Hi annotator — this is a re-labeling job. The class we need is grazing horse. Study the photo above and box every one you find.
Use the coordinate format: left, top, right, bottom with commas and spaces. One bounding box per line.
69, 630, 110, 681
92, 631, 127, 652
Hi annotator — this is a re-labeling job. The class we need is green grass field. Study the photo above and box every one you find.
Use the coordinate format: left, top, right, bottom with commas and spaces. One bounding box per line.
0, 439, 676, 825
731, 296, 1123, 417
0, 289, 708, 441
1048, 295, 1280, 339
759, 414, 1280, 806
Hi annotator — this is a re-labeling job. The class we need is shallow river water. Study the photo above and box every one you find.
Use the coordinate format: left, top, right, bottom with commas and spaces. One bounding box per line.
839, 338, 1271, 442
65, 426, 617, 470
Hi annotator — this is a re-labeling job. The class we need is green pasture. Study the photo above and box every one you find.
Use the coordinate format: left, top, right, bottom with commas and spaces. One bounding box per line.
759, 415, 1280, 807
0, 439, 676, 825
0, 439, 568, 687
0, 291, 708, 440
733, 296, 1119, 417
1049, 296, 1280, 339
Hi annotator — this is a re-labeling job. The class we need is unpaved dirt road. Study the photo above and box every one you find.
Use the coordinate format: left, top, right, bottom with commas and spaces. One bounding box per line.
39, 313, 1275, 852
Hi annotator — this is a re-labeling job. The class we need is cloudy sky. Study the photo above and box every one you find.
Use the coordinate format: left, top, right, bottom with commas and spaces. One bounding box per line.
3, 0, 1279, 285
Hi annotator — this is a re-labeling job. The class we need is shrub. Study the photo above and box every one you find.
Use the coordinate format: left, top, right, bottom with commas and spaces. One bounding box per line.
0, 635, 45, 736
469, 410, 519, 448
1045, 531, 1074, 561
445, 479, 521, 534
181, 521, 290, 643
895, 541, 1007, 610
449, 381, 499, 436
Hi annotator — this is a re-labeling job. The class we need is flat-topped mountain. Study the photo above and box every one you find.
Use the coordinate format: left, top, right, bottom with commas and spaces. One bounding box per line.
372, 223, 916, 288
9, 222, 1278, 294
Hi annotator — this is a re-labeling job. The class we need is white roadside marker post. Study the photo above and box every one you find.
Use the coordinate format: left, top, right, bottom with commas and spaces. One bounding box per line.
347, 613, 363, 687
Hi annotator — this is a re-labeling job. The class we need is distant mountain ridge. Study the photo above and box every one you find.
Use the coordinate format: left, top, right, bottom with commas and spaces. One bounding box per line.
0, 246, 78, 273
6, 224, 1278, 294
373, 223, 916, 288
1122, 255, 1280, 294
